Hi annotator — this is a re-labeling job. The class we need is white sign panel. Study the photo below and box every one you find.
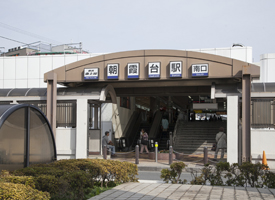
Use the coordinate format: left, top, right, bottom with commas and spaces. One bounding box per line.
127, 63, 139, 79
148, 62, 160, 78
192, 64, 209, 77
84, 68, 99, 80
107, 64, 119, 79
170, 61, 182, 77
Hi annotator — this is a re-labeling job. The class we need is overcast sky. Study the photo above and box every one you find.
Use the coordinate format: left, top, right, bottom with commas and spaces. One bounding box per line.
1, 0, 275, 61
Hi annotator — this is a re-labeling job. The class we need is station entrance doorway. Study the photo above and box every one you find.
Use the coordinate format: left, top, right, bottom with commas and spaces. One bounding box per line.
45, 49, 259, 163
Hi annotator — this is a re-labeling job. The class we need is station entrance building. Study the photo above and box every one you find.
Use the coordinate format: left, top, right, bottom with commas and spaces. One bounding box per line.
44, 49, 260, 164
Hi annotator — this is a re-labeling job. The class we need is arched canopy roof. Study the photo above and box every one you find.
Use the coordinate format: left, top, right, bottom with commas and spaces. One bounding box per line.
0, 85, 117, 104
44, 49, 260, 88
0, 104, 56, 171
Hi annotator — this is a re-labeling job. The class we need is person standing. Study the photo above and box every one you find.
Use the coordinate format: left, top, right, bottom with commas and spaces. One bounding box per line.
214, 127, 227, 160
161, 117, 169, 137
102, 131, 116, 157
140, 129, 149, 154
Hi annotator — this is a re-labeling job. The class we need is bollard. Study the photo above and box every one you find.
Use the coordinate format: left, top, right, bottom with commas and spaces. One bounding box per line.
103, 145, 107, 160
203, 146, 208, 165
169, 132, 173, 146
169, 146, 173, 165
155, 142, 158, 163
135, 145, 139, 164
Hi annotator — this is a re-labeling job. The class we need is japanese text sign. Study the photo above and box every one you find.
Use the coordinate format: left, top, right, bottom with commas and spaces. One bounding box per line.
192, 64, 209, 77
148, 62, 160, 78
107, 64, 119, 79
84, 68, 99, 80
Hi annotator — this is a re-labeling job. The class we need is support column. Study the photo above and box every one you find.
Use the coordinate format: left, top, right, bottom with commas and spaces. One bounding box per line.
168, 96, 172, 123
242, 74, 251, 162
46, 72, 57, 139
76, 99, 88, 159
227, 96, 239, 164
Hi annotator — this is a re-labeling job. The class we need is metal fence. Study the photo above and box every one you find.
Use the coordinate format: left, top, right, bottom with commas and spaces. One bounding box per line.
251, 99, 274, 128
19, 100, 76, 128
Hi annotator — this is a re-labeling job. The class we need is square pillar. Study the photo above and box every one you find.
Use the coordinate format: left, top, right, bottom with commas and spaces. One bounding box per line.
76, 99, 88, 159
46, 72, 57, 139
227, 96, 239, 164
242, 74, 251, 162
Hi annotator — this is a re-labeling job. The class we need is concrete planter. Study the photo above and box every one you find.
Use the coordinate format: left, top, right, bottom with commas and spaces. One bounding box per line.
148, 152, 176, 160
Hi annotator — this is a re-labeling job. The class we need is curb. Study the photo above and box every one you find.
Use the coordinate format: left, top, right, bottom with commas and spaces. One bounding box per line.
138, 166, 170, 171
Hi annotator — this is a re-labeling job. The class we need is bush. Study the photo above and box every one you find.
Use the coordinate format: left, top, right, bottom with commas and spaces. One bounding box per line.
189, 161, 275, 188
160, 162, 186, 183
8, 159, 138, 200
0, 182, 50, 200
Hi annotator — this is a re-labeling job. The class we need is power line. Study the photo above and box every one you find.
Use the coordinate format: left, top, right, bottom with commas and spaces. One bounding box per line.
0, 22, 62, 45
0, 35, 51, 52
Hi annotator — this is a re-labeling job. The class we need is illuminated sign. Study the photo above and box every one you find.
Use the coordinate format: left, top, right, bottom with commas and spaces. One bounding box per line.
127, 63, 139, 79
148, 62, 160, 78
107, 64, 119, 79
192, 64, 209, 77
170, 61, 182, 77
84, 68, 99, 80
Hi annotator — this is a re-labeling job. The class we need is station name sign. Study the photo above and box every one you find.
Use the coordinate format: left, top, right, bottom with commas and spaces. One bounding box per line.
148, 62, 160, 78
83, 62, 210, 80
192, 64, 209, 77
170, 61, 182, 77
107, 64, 119, 79
127, 63, 139, 79
84, 68, 99, 80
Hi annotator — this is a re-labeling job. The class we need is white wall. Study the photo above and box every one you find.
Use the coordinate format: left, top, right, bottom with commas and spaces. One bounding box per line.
189, 46, 253, 63
55, 128, 76, 160
0, 53, 103, 89
75, 99, 88, 159
227, 96, 239, 164
260, 53, 275, 82
251, 129, 275, 169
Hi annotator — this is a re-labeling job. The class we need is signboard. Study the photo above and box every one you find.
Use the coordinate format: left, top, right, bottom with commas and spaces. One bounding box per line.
192, 64, 209, 77
170, 61, 182, 77
107, 64, 119, 79
84, 68, 99, 80
127, 63, 139, 79
148, 62, 160, 78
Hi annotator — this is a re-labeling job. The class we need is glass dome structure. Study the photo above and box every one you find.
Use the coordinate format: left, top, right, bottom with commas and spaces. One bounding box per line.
0, 104, 56, 171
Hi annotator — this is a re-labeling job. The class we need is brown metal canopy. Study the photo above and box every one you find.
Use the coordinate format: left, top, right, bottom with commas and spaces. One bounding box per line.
44, 49, 260, 88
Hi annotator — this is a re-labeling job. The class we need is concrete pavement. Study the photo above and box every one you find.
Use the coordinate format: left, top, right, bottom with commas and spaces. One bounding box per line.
88, 182, 275, 200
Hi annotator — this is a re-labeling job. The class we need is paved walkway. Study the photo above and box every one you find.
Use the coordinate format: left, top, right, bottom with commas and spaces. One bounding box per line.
89, 182, 275, 200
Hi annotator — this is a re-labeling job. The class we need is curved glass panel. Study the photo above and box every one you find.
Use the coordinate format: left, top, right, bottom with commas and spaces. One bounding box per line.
8, 89, 29, 97
29, 108, 55, 165
0, 108, 26, 171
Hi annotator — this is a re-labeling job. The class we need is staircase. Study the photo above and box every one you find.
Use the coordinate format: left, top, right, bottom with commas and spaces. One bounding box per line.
173, 120, 227, 154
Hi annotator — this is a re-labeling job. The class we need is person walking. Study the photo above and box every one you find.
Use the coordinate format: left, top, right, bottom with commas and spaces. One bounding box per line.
214, 127, 227, 160
102, 131, 116, 157
140, 129, 149, 154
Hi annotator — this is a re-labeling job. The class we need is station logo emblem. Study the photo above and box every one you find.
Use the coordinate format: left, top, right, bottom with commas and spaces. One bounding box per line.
170, 61, 182, 77
148, 62, 160, 78
127, 63, 139, 79
107, 64, 119, 79
84, 68, 99, 80
192, 64, 209, 77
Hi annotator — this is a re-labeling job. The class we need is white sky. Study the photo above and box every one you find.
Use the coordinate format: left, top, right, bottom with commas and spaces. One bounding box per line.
1, 0, 275, 61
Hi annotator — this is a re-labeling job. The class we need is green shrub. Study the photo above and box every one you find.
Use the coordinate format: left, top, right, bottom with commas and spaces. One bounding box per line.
0, 182, 50, 200
8, 159, 138, 200
160, 162, 186, 184
189, 161, 275, 188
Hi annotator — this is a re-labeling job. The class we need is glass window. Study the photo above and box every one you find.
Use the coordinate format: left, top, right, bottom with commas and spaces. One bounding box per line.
0, 108, 26, 171
29, 108, 55, 165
